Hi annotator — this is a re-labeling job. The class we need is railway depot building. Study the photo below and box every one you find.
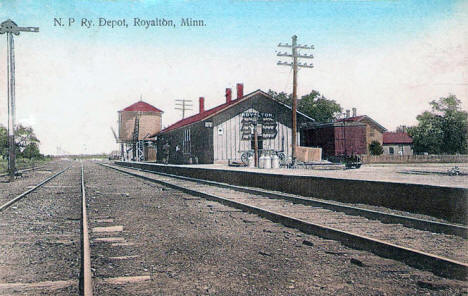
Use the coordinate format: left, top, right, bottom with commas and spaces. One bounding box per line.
152, 85, 313, 164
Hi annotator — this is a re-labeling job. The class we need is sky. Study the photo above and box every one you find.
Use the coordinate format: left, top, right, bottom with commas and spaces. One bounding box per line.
0, 0, 467, 155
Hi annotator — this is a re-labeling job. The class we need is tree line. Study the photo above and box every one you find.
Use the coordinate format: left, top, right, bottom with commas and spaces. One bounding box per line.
0, 124, 43, 159
267, 89, 342, 122
408, 95, 467, 155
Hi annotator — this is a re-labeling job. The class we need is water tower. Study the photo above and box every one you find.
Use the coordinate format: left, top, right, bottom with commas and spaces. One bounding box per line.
117, 99, 163, 161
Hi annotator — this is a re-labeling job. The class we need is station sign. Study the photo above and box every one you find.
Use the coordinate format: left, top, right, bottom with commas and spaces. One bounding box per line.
241, 111, 277, 140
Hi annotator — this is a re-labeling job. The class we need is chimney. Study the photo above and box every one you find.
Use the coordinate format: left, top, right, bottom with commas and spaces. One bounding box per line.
199, 97, 205, 113
225, 88, 232, 103
352, 107, 356, 117
236, 83, 243, 99
346, 109, 350, 118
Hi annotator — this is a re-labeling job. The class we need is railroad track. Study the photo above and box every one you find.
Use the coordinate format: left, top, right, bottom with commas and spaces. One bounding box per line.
0, 166, 70, 212
0, 162, 148, 295
80, 163, 93, 296
103, 163, 468, 280
0, 163, 81, 295
81, 162, 152, 295
0, 163, 92, 295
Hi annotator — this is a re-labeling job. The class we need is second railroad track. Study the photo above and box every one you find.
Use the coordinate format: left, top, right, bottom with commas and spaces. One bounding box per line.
102, 162, 467, 281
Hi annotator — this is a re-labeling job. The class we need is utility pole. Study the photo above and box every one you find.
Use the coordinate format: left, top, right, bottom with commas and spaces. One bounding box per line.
277, 35, 314, 166
175, 99, 193, 119
0, 20, 39, 182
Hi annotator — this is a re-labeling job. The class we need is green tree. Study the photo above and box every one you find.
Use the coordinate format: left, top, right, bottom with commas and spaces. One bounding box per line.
408, 112, 444, 154
0, 124, 42, 159
298, 90, 342, 122
408, 95, 467, 154
0, 126, 7, 159
369, 140, 384, 155
268, 89, 342, 122
16, 125, 40, 153
267, 90, 292, 106
22, 142, 41, 159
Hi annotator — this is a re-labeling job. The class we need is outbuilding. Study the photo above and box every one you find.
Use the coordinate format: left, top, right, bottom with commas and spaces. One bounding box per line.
383, 132, 413, 155
151, 84, 313, 164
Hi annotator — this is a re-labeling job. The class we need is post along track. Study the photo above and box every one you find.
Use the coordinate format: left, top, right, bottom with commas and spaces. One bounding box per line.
102, 163, 468, 280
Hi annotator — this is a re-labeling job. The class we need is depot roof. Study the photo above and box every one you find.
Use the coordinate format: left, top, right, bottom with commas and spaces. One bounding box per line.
152, 89, 313, 137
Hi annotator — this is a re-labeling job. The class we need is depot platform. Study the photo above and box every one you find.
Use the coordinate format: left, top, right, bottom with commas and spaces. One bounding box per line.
115, 161, 468, 224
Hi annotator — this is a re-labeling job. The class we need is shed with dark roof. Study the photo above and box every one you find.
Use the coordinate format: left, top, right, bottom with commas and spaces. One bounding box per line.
382, 132, 413, 155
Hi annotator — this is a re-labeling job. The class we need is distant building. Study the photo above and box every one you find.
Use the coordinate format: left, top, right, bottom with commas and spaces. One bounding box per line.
383, 132, 413, 155
151, 84, 313, 164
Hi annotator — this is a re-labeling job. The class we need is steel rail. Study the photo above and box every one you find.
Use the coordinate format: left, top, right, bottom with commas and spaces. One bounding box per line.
101, 163, 467, 280
0, 165, 47, 178
80, 162, 93, 296
0, 166, 70, 212
107, 163, 467, 238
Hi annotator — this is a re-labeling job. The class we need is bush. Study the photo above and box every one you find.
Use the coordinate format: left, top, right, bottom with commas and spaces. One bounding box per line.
369, 140, 383, 155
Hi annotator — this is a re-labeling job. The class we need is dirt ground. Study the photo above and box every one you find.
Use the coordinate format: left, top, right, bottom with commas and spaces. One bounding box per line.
0, 160, 466, 295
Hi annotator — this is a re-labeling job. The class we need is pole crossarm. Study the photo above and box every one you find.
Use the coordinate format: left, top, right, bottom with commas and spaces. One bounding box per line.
277, 42, 314, 50
277, 61, 313, 68
0, 19, 39, 35
298, 62, 314, 68
295, 45, 314, 49
277, 52, 314, 59
277, 43, 292, 48
277, 61, 293, 66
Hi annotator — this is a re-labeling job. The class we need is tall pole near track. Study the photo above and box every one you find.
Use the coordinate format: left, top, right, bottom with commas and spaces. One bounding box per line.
0, 20, 39, 182
277, 35, 314, 166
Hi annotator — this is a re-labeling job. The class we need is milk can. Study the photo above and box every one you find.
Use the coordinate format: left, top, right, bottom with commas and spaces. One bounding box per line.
258, 154, 265, 169
264, 154, 271, 169
271, 154, 280, 169
248, 155, 255, 168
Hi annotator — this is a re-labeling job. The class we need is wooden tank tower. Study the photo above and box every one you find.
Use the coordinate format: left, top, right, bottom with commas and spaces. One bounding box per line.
117, 99, 163, 161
